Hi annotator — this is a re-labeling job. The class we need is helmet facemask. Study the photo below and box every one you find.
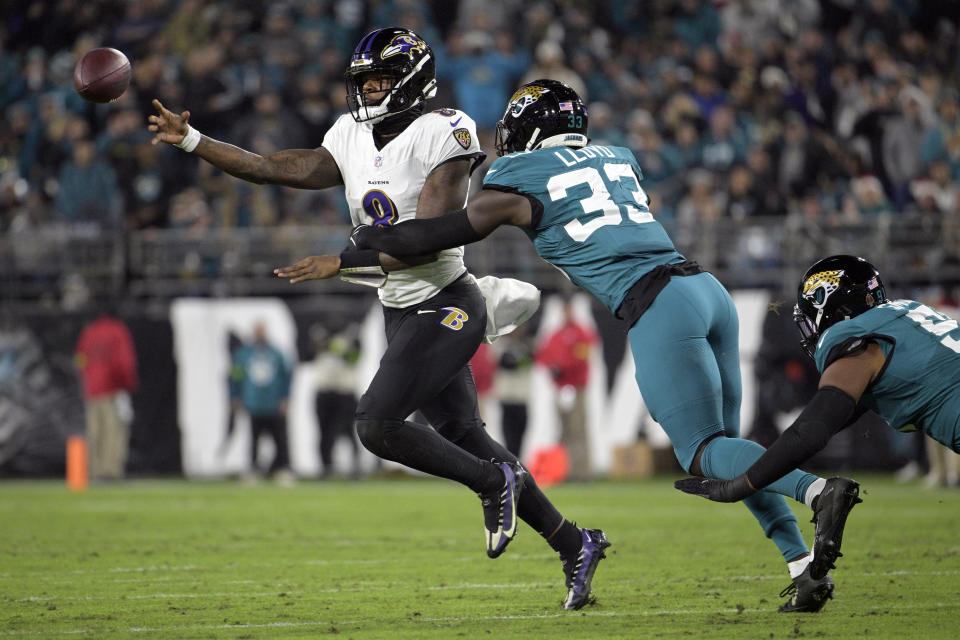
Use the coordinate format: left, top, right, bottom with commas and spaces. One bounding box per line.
794, 303, 820, 358
346, 70, 399, 122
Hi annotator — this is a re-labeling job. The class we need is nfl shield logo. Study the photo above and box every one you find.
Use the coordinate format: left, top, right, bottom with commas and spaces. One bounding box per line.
374, 155, 383, 168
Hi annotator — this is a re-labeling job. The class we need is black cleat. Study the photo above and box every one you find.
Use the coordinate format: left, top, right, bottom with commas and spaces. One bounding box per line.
562, 528, 611, 610
809, 477, 862, 580
778, 566, 834, 613
480, 461, 526, 558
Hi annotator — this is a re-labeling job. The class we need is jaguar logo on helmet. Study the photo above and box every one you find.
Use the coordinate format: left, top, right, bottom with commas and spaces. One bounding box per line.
508, 85, 549, 117
802, 270, 843, 309
381, 34, 426, 60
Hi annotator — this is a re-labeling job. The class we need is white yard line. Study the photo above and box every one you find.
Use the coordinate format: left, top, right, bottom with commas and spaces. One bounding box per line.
7, 570, 960, 604
0, 602, 956, 636
0, 554, 558, 580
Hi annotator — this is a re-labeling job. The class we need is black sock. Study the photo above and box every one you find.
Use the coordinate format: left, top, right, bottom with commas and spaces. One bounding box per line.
547, 519, 582, 559
438, 423, 578, 544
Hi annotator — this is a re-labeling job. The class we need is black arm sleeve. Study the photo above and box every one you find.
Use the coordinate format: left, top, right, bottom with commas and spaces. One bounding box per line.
338, 249, 381, 269
351, 209, 482, 256
744, 386, 857, 490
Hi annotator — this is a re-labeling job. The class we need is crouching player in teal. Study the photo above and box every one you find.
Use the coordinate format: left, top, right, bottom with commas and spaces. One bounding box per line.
276, 80, 847, 612
677, 255, 960, 574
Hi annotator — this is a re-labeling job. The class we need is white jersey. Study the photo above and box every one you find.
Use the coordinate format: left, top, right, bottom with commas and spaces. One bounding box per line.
322, 108, 484, 308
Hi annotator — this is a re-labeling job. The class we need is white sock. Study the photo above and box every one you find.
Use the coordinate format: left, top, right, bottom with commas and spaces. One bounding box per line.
804, 477, 827, 508
788, 555, 812, 579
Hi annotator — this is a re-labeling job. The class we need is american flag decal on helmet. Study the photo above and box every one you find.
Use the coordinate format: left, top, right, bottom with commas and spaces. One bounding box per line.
867, 277, 879, 290
559, 101, 573, 111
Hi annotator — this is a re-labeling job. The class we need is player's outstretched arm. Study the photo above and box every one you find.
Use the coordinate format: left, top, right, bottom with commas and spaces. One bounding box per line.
148, 99, 342, 189
675, 345, 886, 503
274, 252, 437, 284
352, 188, 532, 256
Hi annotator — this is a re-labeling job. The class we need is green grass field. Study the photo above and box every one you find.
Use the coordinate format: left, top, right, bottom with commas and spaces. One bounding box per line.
2, 475, 958, 639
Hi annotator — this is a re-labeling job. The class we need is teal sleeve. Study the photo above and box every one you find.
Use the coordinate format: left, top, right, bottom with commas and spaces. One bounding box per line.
815, 322, 895, 371
814, 323, 862, 372
482, 156, 526, 191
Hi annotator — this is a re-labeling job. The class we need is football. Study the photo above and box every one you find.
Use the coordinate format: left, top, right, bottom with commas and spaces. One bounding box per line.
73, 47, 132, 103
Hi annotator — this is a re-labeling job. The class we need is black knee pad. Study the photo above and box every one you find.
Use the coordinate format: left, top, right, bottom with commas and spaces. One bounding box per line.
354, 418, 396, 458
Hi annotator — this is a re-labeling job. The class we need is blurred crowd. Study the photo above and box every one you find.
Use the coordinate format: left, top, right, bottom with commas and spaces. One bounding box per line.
1, 0, 958, 244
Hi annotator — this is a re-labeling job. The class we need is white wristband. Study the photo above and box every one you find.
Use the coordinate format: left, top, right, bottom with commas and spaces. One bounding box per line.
174, 125, 201, 152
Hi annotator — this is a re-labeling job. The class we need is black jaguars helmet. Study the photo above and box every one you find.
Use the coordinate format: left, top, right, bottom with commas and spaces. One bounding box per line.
344, 27, 437, 124
794, 255, 887, 357
494, 79, 588, 156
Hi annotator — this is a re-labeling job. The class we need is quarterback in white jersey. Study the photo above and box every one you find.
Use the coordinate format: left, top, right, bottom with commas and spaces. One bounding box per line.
322, 106, 482, 308
150, 26, 605, 610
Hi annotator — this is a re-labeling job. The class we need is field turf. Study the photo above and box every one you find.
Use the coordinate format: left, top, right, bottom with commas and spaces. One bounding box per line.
1, 475, 958, 639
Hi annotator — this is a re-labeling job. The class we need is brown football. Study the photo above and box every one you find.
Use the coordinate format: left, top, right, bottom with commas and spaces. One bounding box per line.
73, 48, 131, 103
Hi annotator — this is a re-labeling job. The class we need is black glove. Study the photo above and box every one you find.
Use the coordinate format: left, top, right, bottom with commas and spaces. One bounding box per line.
674, 474, 756, 503
350, 224, 374, 250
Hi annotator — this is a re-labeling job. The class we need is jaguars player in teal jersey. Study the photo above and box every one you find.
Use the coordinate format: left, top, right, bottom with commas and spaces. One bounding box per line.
677, 254, 960, 572
277, 79, 846, 612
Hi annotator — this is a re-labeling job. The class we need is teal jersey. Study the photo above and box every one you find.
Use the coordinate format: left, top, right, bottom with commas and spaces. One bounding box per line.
482, 144, 684, 313
814, 300, 960, 450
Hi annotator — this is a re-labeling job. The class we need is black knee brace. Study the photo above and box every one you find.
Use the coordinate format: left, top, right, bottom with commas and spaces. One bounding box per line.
355, 417, 401, 459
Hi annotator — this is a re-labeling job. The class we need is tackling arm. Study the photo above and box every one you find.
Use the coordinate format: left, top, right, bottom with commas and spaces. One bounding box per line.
352, 187, 532, 256
676, 343, 886, 502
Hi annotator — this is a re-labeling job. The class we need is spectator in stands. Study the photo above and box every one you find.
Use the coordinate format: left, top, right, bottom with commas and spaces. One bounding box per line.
910, 159, 960, 218
521, 40, 587, 103
55, 138, 120, 228
724, 163, 765, 220
75, 308, 138, 481
922, 89, 960, 176
701, 103, 749, 173
439, 29, 530, 132
846, 174, 894, 220
626, 108, 684, 188
883, 86, 936, 207
587, 102, 627, 148
0, 0, 955, 250
672, 0, 721, 50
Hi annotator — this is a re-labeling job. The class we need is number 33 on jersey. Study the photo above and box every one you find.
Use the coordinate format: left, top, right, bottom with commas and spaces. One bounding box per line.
483, 144, 685, 313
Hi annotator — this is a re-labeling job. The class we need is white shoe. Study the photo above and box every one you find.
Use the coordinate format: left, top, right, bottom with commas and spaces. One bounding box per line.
894, 461, 922, 483
274, 469, 297, 488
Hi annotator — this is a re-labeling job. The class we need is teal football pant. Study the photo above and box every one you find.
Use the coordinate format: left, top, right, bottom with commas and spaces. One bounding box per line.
628, 272, 818, 561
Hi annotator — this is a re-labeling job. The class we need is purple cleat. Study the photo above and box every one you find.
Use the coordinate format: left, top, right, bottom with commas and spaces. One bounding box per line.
562, 528, 611, 610
480, 461, 526, 558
